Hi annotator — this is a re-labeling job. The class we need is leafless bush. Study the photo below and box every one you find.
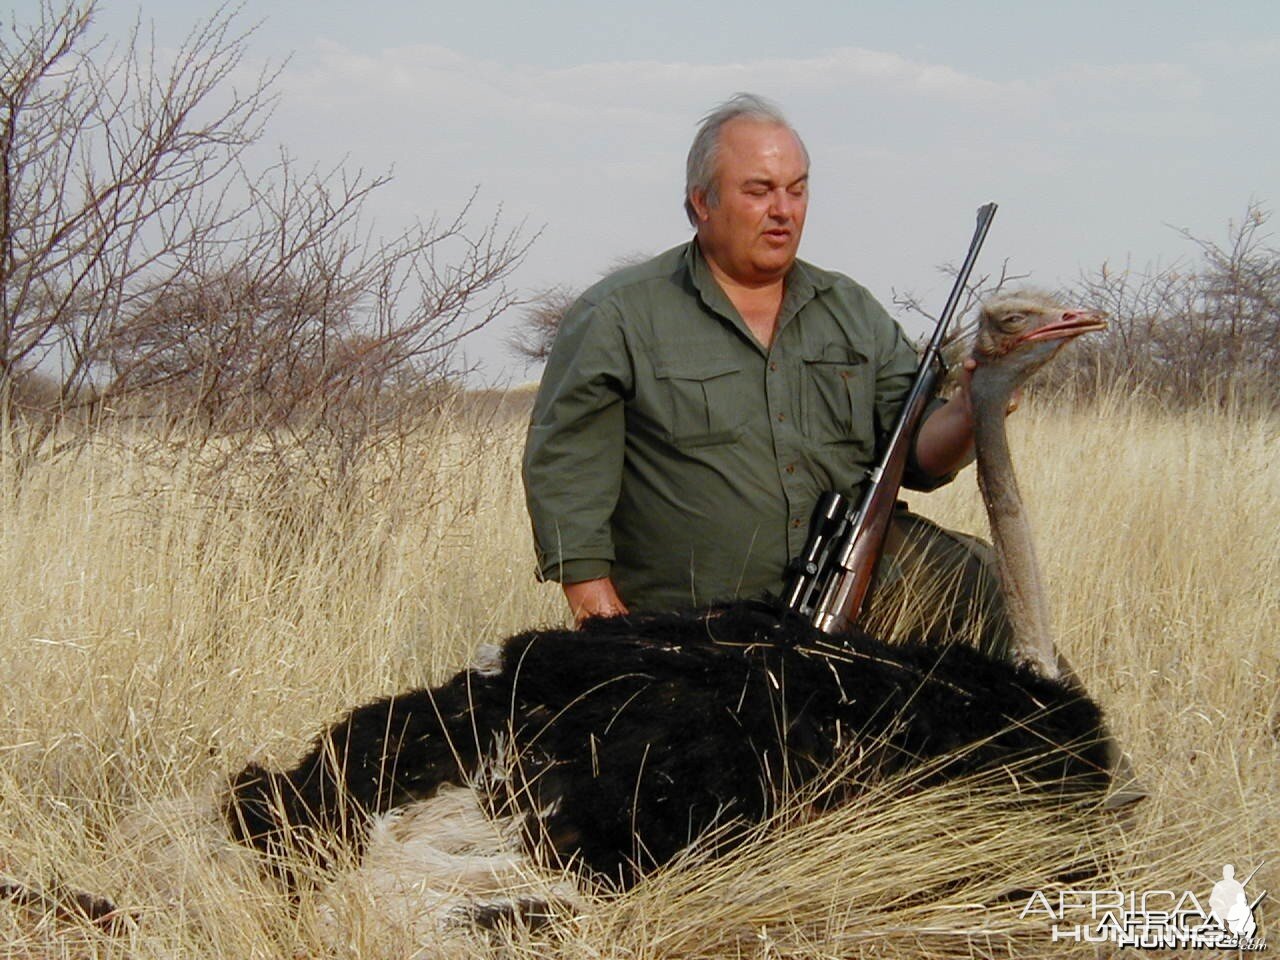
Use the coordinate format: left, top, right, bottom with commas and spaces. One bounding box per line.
2, 3, 271, 437
894, 206, 1278, 411
506, 284, 577, 365
1050, 202, 1278, 410
1, 1, 531, 483
892, 259, 1029, 395
104, 175, 529, 481
505, 252, 653, 367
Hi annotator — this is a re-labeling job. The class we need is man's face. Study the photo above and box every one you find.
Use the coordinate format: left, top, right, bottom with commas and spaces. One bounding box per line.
691, 118, 809, 286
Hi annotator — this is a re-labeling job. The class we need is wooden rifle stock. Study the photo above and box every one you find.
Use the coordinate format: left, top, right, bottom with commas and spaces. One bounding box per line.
782, 203, 998, 635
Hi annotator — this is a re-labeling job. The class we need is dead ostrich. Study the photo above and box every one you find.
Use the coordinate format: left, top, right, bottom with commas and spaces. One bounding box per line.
223, 292, 1120, 920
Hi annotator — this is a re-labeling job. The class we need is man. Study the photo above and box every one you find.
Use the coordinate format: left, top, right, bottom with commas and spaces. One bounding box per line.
523, 93, 1007, 653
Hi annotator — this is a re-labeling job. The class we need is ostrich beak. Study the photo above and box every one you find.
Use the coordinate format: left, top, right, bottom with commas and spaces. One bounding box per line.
1014, 310, 1108, 345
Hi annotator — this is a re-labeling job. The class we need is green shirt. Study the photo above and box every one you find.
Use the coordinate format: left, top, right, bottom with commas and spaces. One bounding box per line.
522, 241, 947, 610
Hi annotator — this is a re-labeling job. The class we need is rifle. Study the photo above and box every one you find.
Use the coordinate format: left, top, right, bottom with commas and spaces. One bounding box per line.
781, 203, 998, 635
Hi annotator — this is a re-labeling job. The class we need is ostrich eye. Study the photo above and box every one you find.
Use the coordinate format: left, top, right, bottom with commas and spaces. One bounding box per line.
997, 311, 1027, 334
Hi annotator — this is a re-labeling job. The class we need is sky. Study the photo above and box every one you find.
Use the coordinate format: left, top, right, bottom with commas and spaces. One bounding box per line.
25, 0, 1280, 382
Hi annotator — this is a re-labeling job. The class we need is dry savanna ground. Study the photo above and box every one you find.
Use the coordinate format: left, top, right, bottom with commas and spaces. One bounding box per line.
1, 392, 1276, 959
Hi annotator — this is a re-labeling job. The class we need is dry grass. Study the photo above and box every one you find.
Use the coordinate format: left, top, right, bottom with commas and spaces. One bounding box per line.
1, 395, 1276, 958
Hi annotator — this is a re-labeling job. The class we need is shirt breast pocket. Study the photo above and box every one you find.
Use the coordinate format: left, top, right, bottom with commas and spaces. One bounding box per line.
653, 356, 745, 448
800, 344, 874, 450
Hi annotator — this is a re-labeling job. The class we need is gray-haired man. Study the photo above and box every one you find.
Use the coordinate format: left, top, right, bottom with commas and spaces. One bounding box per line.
523, 93, 1008, 655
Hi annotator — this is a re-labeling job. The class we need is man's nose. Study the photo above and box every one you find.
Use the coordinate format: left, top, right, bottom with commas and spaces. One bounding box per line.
769, 190, 793, 220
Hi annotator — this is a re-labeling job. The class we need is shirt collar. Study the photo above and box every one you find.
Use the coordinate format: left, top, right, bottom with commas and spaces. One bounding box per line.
684, 239, 834, 340
684, 239, 737, 324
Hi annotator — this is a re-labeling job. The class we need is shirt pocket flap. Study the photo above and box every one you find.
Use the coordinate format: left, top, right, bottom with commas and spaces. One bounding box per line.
653, 356, 742, 381
804, 343, 868, 366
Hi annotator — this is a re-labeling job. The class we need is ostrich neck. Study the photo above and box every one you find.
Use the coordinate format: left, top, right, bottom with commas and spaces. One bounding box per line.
972, 399, 1060, 679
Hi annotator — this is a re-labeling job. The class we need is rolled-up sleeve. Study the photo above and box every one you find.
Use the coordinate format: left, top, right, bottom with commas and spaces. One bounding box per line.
522, 298, 634, 584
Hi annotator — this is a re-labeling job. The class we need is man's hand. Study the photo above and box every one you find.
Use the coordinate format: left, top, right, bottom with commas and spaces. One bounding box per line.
955, 357, 1022, 416
563, 577, 629, 627
915, 359, 1020, 479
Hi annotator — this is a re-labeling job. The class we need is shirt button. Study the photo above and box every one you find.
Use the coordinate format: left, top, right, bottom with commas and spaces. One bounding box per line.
769, 361, 778, 372
776, 413, 785, 422
785, 463, 796, 474
792, 518, 804, 528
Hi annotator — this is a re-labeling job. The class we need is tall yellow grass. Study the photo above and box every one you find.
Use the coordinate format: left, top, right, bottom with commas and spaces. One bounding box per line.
1, 397, 1276, 958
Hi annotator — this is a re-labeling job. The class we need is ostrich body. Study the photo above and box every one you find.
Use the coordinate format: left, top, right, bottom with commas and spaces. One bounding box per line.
224, 292, 1115, 917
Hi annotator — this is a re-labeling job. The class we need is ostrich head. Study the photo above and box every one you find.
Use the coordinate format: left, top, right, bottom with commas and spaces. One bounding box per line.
969, 291, 1107, 410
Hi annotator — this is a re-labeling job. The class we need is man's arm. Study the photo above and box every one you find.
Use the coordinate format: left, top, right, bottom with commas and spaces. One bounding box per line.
522, 297, 634, 623
869, 310, 1013, 488
914, 359, 1019, 480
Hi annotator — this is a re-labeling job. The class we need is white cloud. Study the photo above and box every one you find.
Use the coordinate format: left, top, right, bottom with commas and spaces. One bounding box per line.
252, 37, 1268, 381
283, 42, 1030, 118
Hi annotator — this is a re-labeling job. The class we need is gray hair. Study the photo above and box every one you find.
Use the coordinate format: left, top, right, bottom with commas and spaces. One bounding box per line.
684, 93, 808, 227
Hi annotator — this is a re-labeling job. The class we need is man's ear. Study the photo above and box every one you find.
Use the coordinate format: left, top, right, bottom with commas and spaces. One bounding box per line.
689, 188, 712, 223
